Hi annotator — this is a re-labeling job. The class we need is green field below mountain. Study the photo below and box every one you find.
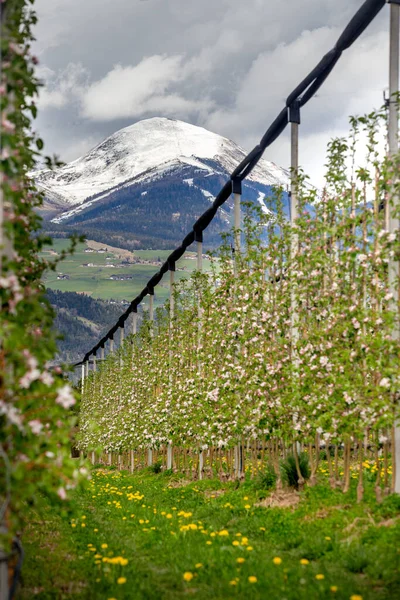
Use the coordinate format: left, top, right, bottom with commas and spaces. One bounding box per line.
41, 239, 212, 304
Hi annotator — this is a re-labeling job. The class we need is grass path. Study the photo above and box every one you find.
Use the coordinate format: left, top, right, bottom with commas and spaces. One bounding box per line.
21, 468, 400, 599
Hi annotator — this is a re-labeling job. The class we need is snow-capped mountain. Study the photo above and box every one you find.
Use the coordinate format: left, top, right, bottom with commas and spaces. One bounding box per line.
36, 118, 289, 249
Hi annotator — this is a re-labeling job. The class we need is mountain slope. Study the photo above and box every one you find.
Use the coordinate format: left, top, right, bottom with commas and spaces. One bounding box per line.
47, 289, 125, 363
36, 118, 289, 249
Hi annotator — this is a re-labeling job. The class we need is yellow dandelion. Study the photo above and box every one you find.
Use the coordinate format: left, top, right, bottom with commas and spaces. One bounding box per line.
81, 523, 86, 528
195, 563, 203, 568
248, 576, 257, 584
237, 558, 246, 564
232, 540, 240, 546
273, 557, 282, 565
206, 541, 212, 545
183, 572, 194, 582
316, 574, 325, 580
117, 577, 127, 584
229, 580, 237, 586
350, 596, 362, 600
330, 586, 338, 593
325, 536, 331, 541
300, 559, 309, 565
247, 546, 253, 551
71, 524, 76, 528
244, 504, 251, 509
219, 529, 229, 536
101, 544, 108, 549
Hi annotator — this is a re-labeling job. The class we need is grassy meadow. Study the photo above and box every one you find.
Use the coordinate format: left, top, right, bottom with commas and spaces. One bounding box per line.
21, 466, 400, 600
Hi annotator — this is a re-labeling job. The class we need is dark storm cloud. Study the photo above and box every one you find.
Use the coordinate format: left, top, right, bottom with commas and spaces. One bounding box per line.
33, 0, 390, 184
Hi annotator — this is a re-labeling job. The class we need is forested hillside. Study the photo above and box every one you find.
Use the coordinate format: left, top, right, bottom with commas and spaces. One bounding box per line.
46, 289, 124, 363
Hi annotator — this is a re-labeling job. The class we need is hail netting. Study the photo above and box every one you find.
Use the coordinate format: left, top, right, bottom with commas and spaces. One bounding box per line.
79, 0, 387, 365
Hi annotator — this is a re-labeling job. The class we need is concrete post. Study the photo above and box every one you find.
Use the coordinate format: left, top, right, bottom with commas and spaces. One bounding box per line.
388, 0, 400, 493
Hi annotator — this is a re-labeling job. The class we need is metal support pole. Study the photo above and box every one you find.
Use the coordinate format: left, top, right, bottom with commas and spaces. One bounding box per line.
233, 179, 242, 254
169, 268, 175, 320
149, 293, 154, 337
93, 354, 96, 372
232, 179, 243, 477
100, 346, 105, 361
167, 443, 173, 470
289, 101, 301, 456
109, 337, 114, 353
199, 451, 204, 480
147, 448, 153, 467
119, 327, 124, 367
388, 0, 400, 494
85, 360, 89, 379
81, 363, 85, 394
197, 238, 203, 271
132, 311, 137, 335
130, 450, 134, 473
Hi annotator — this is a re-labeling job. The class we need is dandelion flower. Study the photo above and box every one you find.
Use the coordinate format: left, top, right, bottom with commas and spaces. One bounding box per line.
229, 580, 237, 586
300, 559, 309, 565
101, 544, 108, 549
232, 541, 240, 546
237, 558, 246, 564
219, 529, 229, 536
273, 557, 282, 565
244, 504, 251, 509
117, 577, 127, 584
71, 524, 76, 528
330, 586, 338, 592
195, 563, 203, 568
248, 576, 257, 584
350, 596, 362, 600
81, 523, 86, 528
183, 572, 194, 582
316, 574, 325, 580
206, 541, 212, 545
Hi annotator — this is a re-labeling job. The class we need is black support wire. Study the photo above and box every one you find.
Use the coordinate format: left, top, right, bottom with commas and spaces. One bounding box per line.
77, 0, 386, 366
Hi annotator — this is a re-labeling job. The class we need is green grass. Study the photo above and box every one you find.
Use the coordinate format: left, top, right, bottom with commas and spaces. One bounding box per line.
40, 240, 212, 302
20, 469, 400, 599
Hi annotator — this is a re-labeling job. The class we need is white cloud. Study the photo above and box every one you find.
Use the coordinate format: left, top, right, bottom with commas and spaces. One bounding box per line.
81, 55, 211, 121
37, 63, 89, 110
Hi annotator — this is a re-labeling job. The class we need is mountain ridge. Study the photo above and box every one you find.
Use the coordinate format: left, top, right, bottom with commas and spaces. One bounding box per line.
36, 118, 290, 249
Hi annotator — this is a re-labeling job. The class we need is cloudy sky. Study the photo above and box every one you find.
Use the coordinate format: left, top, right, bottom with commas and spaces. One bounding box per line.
33, 0, 391, 186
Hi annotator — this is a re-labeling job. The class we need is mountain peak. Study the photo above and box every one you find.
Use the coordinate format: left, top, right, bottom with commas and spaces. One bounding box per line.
35, 118, 289, 220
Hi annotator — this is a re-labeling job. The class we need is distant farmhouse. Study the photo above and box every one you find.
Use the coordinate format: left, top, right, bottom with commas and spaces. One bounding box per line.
109, 274, 133, 281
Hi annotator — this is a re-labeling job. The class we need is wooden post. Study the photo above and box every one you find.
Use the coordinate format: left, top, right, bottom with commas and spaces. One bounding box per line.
388, 0, 400, 494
